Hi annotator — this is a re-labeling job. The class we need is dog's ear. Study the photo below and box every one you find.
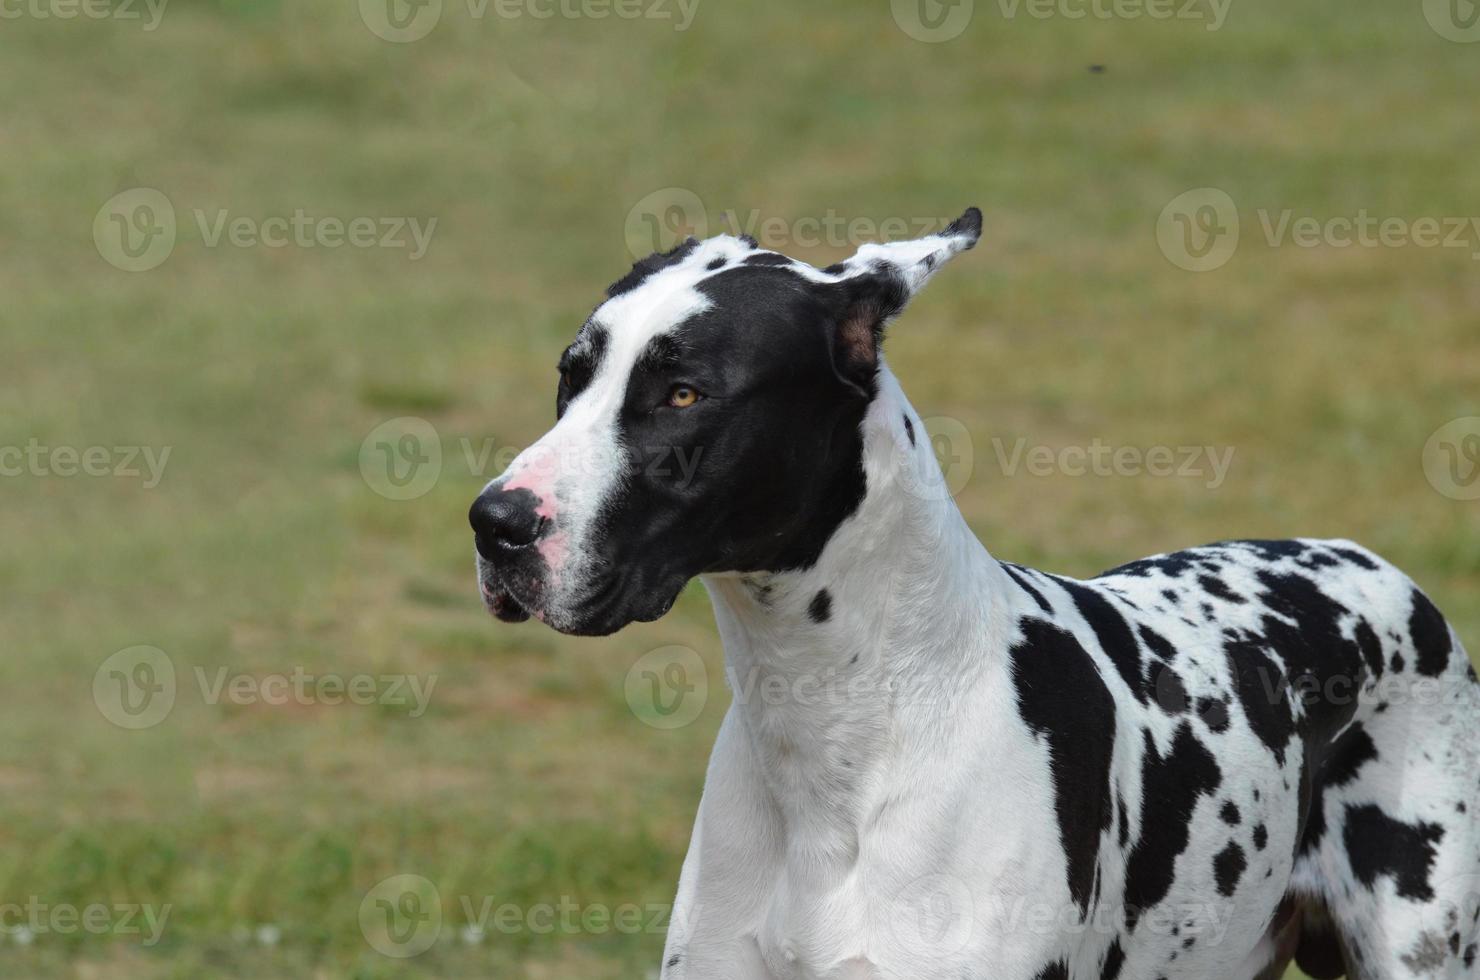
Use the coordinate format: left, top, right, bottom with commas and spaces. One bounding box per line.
826, 207, 982, 395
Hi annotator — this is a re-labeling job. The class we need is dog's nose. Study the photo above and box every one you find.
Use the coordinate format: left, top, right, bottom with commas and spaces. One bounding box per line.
469, 487, 544, 559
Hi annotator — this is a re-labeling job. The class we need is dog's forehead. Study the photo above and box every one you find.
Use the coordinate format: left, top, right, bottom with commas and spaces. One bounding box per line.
574, 235, 848, 370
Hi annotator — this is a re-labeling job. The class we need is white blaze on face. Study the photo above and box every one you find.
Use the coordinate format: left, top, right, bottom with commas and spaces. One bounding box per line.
485, 250, 724, 614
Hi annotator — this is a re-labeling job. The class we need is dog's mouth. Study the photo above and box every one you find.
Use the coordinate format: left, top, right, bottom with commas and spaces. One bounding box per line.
480, 571, 533, 623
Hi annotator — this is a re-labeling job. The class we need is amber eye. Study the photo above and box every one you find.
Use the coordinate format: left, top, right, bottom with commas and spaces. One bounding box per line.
666, 384, 702, 408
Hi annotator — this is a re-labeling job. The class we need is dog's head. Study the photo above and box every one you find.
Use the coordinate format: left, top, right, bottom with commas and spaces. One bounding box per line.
470, 207, 981, 635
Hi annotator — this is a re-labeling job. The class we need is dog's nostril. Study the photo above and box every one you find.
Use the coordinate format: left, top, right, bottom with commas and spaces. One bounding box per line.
468, 488, 544, 550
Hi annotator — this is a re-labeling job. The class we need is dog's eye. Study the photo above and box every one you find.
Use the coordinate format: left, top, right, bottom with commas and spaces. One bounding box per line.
666, 384, 702, 408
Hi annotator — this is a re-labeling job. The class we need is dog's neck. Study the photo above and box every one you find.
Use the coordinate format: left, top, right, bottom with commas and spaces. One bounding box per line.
700, 366, 1021, 868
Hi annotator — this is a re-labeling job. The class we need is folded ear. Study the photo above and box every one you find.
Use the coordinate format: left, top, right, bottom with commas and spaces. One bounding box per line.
826, 207, 981, 394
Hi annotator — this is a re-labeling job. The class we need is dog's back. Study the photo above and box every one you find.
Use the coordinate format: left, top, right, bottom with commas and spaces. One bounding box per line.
1072, 537, 1480, 978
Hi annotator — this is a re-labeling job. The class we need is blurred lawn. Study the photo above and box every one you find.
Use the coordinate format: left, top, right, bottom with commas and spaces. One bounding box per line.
2, 0, 1477, 976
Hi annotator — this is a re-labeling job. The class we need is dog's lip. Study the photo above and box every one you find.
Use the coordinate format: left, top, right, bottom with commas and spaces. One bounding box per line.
481, 575, 531, 623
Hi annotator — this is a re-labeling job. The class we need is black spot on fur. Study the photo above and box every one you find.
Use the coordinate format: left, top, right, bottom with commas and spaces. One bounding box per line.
1106, 553, 1198, 579
1101, 940, 1125, 980
1353, 619, 1384, 677
705, 256, 727, 271
1220, 801, 1241, 825
902, 414, 915, 446
1139, 624, 1178, 661
1033, 961, 1069, 980
1253, 823, 1268, 851
1226, 642, 1295, 764
743, 252, 793, 267
1252, 569, 1366, 747
607, 238, 700, 297
1343, 803, 1445, 901
1213, 841, 1246, 896
1151, 662, 1190, 715
1301, 723, 1381, 854
1004, 564, 1053, 614
1123, 724, 1222, 931
1323, 722, 1379, 788
1409, 588, 1453, 677
1331, 546, 1379, 570
1058, 579, 1147, 703
1196, 696, 1231, 733
1011, 621, 1117, 917
1227, 538, 1309, 562
1199, 574, 1247, 604
808, 589, 832, 623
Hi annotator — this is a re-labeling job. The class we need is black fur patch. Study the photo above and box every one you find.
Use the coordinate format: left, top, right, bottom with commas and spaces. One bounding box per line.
1004, 563, 1053, 614
1343, 804, 1445, 901
1032, 961, 1069, 980
607, 238, 700, 297
1213, 841, 1246, 896
1123, 724, 1222, 931
1059, 578, 1148, 703
808, 589, 832, 623
1409, 588, 1453, 677
1011, 620, 1117, 917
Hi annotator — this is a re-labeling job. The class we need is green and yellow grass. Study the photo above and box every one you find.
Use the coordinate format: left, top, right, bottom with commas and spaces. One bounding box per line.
1, 0, 1476, 975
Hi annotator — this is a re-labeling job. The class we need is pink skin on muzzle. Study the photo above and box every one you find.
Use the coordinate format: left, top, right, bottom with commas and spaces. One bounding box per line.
499, 448, 568, 588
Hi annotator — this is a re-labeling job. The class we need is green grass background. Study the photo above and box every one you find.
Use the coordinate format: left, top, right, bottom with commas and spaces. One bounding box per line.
2, 0, 1477, 976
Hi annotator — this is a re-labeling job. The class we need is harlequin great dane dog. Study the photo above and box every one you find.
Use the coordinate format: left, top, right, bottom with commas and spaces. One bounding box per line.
469, 208, 1480, 979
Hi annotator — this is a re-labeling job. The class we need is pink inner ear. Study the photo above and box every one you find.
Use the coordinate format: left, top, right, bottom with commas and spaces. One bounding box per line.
837, 307, 878, 373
